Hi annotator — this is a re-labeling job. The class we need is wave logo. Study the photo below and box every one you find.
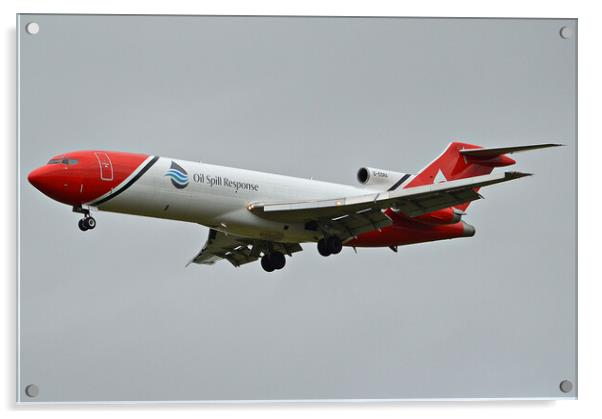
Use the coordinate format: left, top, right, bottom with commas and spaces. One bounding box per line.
165, 161, 189, 189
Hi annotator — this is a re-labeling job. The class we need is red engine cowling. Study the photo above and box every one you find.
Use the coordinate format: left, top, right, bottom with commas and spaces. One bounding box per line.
413, 208, 462, 225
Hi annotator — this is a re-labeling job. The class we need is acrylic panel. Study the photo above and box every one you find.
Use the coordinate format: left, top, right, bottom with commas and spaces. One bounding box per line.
17, 14, 577, 402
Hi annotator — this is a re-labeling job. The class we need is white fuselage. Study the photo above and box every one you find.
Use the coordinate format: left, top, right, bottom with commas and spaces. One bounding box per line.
96, 157, 372, 243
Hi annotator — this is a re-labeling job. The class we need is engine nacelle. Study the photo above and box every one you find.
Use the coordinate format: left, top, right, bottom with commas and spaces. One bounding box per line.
356, 167, 409, 189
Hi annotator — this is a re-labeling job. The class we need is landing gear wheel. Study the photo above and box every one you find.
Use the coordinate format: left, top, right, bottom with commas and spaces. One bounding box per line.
84, 217, 96, 230
78, 219, 88, 231
326, 236, 342, 254
270, 252, 286, 270
317, 239, 331, 257
261, 254, 275, 272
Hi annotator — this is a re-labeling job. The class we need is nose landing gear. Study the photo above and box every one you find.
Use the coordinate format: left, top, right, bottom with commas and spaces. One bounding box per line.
317, 236, 342, 257
78, 216, 96, 231
73, 206, 96, 232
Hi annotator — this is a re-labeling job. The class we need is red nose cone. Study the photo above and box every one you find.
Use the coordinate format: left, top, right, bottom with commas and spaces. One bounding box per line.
28, 165, 81, 205
27, 166, 49, 191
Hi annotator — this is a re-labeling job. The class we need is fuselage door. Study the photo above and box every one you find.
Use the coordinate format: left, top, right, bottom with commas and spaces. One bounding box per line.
94, 152, 114, 181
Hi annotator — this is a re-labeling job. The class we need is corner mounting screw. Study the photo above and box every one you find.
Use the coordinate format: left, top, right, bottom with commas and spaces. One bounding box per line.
559, 26, 573, 39
25, 22, 40, 35
25, 384, 39, 398
559, 380, 573, 393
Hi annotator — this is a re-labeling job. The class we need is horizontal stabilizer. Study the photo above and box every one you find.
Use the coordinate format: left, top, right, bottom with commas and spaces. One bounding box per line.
459, 143, 563, 159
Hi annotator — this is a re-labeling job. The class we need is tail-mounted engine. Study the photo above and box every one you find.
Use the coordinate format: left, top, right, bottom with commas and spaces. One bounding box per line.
356, 167, 410, 189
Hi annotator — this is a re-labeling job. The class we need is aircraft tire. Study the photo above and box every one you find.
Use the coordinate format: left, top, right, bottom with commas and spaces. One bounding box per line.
271, 252, 286, 270
78, 219, 88, 231
84, 217, 96, 230
327, 236, 343, 254
317, 239, 331, 256
261, 255, 275, 272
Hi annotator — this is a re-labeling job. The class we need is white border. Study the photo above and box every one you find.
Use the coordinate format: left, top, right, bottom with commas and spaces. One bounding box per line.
14, 11, 21, 410
4, 0, 598, 418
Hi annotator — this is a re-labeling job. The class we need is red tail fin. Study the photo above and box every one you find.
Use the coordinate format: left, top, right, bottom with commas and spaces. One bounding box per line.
405, 142, 516, 211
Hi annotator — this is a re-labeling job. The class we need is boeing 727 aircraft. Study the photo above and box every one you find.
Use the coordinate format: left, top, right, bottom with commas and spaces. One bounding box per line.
27, 142, 560, 272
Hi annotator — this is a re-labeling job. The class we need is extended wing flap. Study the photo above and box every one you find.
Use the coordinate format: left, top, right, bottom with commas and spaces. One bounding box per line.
222, 245, 257, 267
188, 229, 252, 266
392, 186, 482, 217
327, 210, 393, 240
188, 229, 303, 267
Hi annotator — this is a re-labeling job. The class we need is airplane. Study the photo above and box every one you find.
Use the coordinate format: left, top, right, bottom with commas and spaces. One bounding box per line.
27, 142, 561, 272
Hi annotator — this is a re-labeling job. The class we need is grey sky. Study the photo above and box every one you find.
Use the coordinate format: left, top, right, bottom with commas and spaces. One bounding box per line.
18, 15, 576, 402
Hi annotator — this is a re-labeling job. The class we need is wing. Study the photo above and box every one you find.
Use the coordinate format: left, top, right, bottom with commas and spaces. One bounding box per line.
188, 229, 303, 267
250, 171, 530, 239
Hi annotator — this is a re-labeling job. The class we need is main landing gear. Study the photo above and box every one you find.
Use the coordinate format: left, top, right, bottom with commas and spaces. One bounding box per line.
74, 206, 96, 232
317, 236, 342, 257
261, 251, 286, 272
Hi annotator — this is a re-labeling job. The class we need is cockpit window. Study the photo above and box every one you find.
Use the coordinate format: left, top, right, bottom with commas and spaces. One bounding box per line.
47, 158, 78, 165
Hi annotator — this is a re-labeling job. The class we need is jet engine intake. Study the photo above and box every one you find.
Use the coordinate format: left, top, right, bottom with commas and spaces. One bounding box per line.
356, 167, 410, 189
